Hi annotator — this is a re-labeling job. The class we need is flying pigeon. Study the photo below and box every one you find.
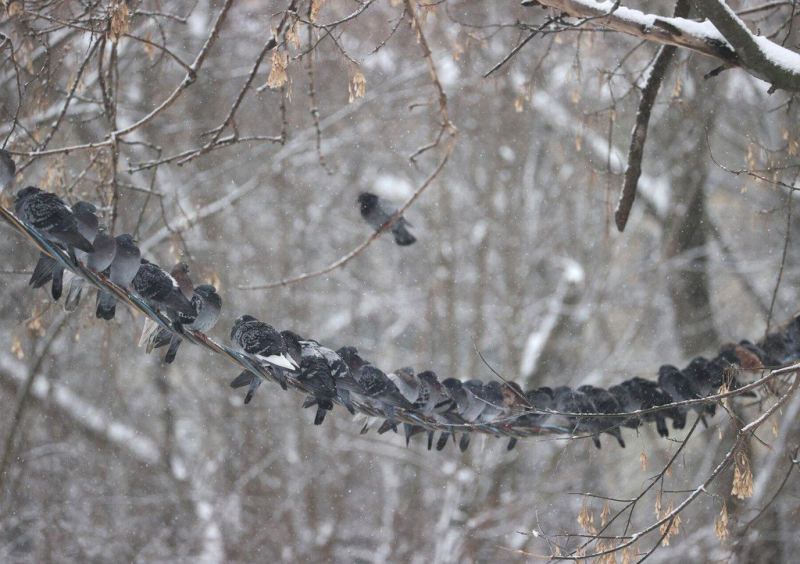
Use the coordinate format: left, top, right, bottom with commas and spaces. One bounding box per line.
64, 224, 117, 312
357, 191, 416, 246
229, 315, 298, 401
153, 284, 222, 364
96, 234, 141, 320
0, 149, 15, 191
15, 187, 94, 253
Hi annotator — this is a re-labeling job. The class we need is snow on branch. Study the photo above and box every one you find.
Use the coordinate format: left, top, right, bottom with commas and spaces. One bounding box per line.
522, 0, 800, 92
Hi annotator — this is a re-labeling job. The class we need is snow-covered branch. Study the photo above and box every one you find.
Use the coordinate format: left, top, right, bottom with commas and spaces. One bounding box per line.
522, 0, 800, 92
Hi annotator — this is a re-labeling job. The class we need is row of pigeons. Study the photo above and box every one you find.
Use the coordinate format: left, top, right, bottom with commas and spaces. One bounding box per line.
3, 150, 792, 452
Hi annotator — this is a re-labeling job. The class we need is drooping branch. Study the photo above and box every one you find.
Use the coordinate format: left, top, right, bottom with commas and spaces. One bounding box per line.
614, 0, 690, 232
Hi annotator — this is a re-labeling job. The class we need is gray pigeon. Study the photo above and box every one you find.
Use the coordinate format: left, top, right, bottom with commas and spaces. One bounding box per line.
0, 149, 15, 191
64, 224, 117, 312
357, 191, 416, 246
96, 234, 141, 320
153, 284, 222, 364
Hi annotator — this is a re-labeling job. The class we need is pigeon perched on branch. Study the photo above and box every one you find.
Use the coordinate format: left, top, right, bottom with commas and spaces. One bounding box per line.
96, 234, 140, 320
0, 150, 15, 191
29, 201, 99, 300
131, 259, 197, 323
357, 191, 416, 246
64, 224, 117, 311
229, 315, 299, 402
15, 187, 94, 254
153, 284, 222, 364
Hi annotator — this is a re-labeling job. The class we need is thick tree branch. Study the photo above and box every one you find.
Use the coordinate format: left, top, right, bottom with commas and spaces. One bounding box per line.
690, 0, 800, 92
523, 0, 800, 92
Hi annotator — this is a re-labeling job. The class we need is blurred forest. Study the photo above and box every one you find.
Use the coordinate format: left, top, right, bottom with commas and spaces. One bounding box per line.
1, 0, 800, 562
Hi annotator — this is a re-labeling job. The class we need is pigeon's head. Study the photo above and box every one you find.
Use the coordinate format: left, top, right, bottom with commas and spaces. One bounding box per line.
72, 201, 97, 215
357, 191, 377, 212
15, 186, 41, 201
441, 377, 463, 395
195, 284, 217, 295
417, 371, 439, 385
336, 346, 364, 369
171, 262, 189, 276
0, 150, 16, 174
116, 233, 137, 246
657, 364, 682, 380
393, 366, 415, 380
234, 314, 257, 326
280, 330, 304, 349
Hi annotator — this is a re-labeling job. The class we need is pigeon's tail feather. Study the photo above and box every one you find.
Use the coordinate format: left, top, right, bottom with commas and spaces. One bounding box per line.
314, 407, 327, 426
164, 335, 182, 364
244, 377, 262, 404
377, 419, 395, 435
96, 292, 117, 320
230, 370, 257, 389
56, 230, 94, 254
268, 366, 287, 390
302, 396, 318, 409
29, 255, 56, 288
435, 433, 449, 451
459, 433, 471, 452
151, 329, 172, 350
338, 389, 356, 415
51, 266, 64, 301
64, 278, 84, 312
507, 437, 518, 451
162, 292, 196, 316
392, 225, 416, 246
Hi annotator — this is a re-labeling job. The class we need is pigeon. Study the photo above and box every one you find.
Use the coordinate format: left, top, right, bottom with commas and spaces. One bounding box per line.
131, 259, 197, 325
353, 363, 412, 430
658, 364, 709, 427
280, 331, 339, 425
96, 234, 141, 320
29, 201, 99, 301
153, 284, 222, 364
335, 346, 374, 414
357, 191, 416, 246
64, 224, 117, 311
553, 386, 603, 448
0, 149, 15, 191
15, 187, 94, 253
681, 356, 718, 420
229, 315, 298, 401
577, 385, 626, 448
623, 377, 684, 434
171, 262, 193, 300
507, 386, 558, 449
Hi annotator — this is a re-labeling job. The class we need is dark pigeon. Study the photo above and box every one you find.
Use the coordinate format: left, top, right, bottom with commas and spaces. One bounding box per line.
229, 315, 298, 401
355, 364, 413, 430
131, 259, 196, 324
658, 364, 709, 427
577, 385, 626, 448
357, 191, 416, 246
554, 386, 603, 448
96, 234, 140, 320
15, 187, 93, 253
0, 149, 14, 190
